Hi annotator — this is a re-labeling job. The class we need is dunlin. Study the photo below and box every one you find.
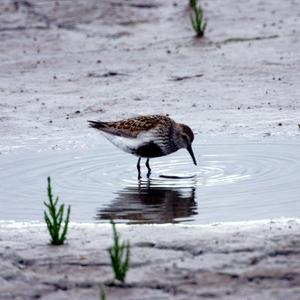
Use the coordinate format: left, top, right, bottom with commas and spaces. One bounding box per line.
88, 115, 197, 178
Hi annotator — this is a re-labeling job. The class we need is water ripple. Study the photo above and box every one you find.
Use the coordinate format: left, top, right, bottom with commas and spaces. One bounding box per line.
0, 139, 299, 223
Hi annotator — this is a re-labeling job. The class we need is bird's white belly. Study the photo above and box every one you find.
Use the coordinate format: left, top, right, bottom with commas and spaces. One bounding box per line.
101, 131, 156, 155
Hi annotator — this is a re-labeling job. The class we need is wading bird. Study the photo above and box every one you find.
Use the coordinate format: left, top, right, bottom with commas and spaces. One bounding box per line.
88, 115, 197, 179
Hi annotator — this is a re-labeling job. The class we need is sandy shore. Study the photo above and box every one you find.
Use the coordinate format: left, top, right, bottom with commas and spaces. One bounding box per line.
1, 219, 300, 300
0, 0, 299, 153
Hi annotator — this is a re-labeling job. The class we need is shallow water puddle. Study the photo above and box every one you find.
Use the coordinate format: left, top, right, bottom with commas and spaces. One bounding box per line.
0, 137, 299, 224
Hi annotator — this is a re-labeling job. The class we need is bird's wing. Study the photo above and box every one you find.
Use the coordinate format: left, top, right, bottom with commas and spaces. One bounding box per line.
88, 115, 171, 138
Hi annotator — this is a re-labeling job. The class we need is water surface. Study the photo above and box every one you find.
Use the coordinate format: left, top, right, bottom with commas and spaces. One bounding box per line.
0, 137, 299, 224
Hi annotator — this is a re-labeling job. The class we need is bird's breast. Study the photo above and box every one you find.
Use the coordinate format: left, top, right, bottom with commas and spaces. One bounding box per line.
135, 141, 164, 158
101, 130, 176, 158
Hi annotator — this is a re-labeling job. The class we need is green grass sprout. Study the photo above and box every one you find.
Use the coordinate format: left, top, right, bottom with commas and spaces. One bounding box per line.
108, 220, 130, 282
99, 284, 107, 300
190, 0, 197, 8
44, 176, 71, 245
191, 1, 207, 37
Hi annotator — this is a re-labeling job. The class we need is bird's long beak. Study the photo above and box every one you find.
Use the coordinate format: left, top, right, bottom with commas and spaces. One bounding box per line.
187, 145, 197, 166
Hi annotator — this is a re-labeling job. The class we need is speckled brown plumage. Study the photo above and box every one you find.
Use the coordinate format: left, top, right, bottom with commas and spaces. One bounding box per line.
88, 115, 173, 138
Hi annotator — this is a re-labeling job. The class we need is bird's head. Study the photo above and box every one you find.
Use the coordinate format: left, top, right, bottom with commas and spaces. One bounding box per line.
176, 123, 197, 166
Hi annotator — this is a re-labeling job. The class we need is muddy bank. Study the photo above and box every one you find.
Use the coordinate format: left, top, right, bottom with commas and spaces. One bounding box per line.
1, 219, 300, 300
0, 0, 299, 153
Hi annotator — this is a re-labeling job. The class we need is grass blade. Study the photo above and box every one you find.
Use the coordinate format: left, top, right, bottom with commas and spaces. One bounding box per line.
108, 220, 130, 282
44, 177, 71, 245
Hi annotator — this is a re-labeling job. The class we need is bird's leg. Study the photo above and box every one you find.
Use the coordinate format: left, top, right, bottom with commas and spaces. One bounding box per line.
145, 158, 151, 178
137, 157, 141, 179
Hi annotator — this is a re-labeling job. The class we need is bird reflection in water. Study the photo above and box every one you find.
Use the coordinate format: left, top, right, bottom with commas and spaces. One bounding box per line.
96, 178, 197, 224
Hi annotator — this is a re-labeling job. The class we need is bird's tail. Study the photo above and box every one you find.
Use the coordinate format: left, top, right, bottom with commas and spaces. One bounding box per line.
87, 120, 107, 130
